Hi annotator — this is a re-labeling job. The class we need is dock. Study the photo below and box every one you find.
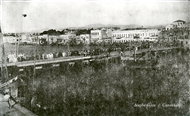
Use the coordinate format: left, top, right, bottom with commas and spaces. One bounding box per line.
6, 56, 91, 67
3, 47, 179, 68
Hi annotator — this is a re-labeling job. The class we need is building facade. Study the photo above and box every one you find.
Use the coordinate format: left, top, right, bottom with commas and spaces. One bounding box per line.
58, 33, 76, 45
3, 36, 17, 44
112, 29, 160, 43
90, 30, 102, 43
90, 29, 112, 43
165, 20, 186, 30
172, 20, 186, 28
165, 24, 175, 30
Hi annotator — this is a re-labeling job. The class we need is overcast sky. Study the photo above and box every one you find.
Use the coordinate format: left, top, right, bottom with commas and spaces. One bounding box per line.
1, 0, 189, 33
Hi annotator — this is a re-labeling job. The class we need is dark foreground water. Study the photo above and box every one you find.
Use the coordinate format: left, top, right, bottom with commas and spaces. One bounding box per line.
19, 52, 190, 116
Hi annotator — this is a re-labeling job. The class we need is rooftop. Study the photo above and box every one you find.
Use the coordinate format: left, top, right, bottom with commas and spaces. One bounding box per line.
173, 20, 186, 23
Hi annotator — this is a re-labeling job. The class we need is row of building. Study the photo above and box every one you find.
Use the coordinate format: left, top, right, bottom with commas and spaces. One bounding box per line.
3, 19, 188, 45
3, 28, 160, 45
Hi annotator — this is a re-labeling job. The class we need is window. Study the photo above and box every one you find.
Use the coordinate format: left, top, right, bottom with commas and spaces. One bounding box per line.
186, 41, 188, 44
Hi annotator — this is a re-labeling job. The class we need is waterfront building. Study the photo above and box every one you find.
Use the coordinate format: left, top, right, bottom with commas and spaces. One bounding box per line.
172, 20, 186, 28
90, 30, 102, 43
112, 29, 160, 43
58, 33, 76, 45
90, 28, 112, 43
3, 36, 17, 44
165, 20, 186, 30
3, 34, 35, 44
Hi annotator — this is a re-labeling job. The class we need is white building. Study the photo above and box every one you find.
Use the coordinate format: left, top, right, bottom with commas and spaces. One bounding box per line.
90, 30, 102, 43
90, 29, 111, 43
172, 20, 186, 28
3, 34, 34, 44
3, 36, 17, 44
165, 20, 186, 30
112, 29, 160, 43
165, 24, 175, 30
101, 28, 108, 40
57, 33, 76, 45
106, 29, 113, 38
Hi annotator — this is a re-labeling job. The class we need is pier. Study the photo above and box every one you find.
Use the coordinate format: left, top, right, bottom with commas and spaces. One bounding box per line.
4, 47, 178, 66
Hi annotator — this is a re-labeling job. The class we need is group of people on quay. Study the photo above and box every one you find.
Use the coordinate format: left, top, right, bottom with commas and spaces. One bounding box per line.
6, 40, 181, 63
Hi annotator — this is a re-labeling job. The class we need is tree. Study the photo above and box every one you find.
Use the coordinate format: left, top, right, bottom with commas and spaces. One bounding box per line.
69, 38, 77, 46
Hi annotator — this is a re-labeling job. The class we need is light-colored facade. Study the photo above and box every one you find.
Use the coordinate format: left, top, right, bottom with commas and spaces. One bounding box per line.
172, 20, 186, 28
106, 29, 113, 38
112, 29, 160, 43
90, 30, 102, 43
3, 36, 17, 43
101, 28, 108, 40
90, 29, 111, 43
3, 34, 34, 44
165, 20, 186, 30
58, 33, 76, 45
165, 24, 175, 30
48, 35, 59, 44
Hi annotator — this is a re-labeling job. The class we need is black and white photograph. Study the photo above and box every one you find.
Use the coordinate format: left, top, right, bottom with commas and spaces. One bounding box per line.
0, 0, 190, 115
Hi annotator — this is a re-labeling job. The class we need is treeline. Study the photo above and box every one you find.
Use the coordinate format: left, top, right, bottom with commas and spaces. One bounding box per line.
39, 26, 120, 36
40, 28, 94, 36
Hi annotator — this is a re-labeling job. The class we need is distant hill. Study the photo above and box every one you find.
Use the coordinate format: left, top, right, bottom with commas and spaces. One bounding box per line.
144, 25, 166, 29
85, 24, 142, 29
84, 23, 165, 30
86, 23, 106, 28
33, 23, 166, 34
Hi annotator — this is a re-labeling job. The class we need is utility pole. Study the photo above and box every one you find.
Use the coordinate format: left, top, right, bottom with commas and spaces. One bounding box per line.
33, 33, 37, 91
0, 28, 3, 82
0, 24, 9, 83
